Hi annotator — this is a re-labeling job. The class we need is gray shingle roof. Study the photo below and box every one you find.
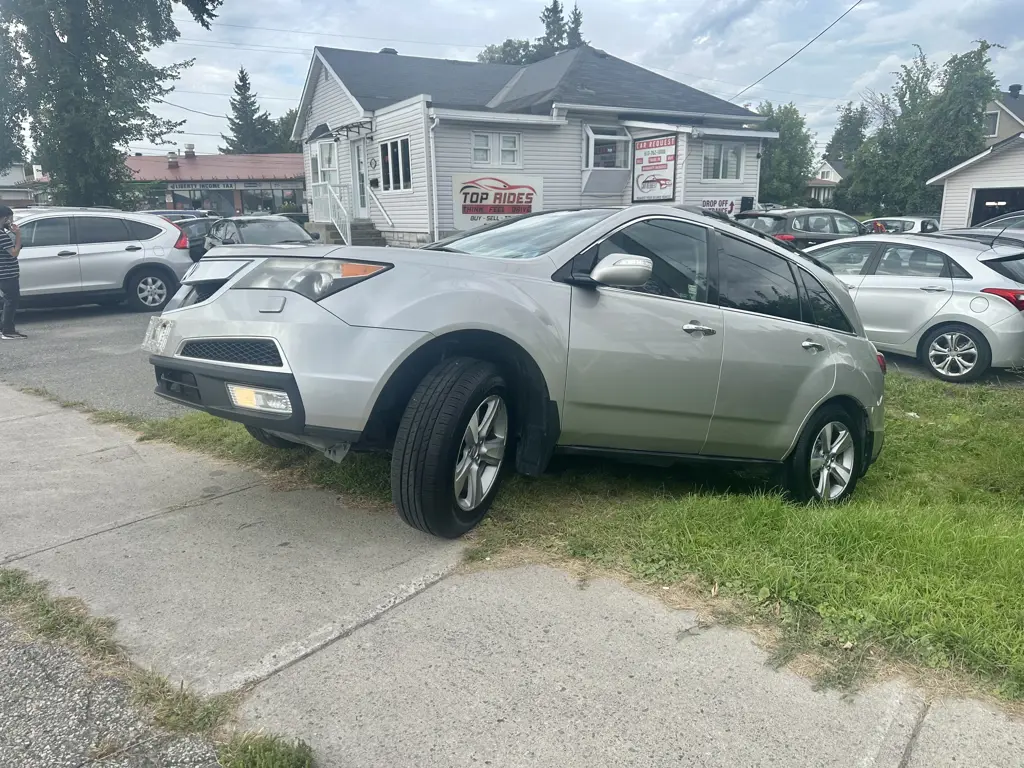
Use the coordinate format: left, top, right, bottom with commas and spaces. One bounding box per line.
315, 45, 759, 120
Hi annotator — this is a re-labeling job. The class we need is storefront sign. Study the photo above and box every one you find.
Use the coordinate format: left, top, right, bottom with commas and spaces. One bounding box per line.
166, 181, 303, 191
701, 198, 736, 215
452, 174, 544, 230
632, 135, 677, 203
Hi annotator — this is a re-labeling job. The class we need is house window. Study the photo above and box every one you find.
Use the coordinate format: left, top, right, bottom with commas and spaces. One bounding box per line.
702, 141, 743, 180
984, 111, 999, 137
471, 132, 521, 167
317, 141, 337, 185
380, 137, 412, 191
585, 125, 631, 169
820, 169, 832, 180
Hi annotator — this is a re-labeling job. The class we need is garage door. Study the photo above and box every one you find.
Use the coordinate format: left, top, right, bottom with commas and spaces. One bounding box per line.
971, 187, 1024, 225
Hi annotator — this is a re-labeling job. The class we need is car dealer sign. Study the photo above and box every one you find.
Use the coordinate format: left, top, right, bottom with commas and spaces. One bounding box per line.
452, 174, 544, 231
632, 135, 678, 203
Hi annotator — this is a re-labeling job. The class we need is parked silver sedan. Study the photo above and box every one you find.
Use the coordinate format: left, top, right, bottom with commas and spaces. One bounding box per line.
144, 206, 885, 537
807, 232, 1024, 381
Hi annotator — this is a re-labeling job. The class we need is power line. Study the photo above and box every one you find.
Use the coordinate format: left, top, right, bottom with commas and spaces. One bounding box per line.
171, 38, 310, 56
732, 0, 866, 100
156, 98, 224, 118
200, 20, 488, 50
174, 88, 296, 102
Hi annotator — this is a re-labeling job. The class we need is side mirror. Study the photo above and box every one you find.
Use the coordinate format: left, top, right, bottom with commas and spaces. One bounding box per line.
311, 231, 321, 241
590, 253, 653, 288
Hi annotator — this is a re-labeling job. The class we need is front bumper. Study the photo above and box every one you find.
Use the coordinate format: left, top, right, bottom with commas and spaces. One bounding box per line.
150, 354, 361, 444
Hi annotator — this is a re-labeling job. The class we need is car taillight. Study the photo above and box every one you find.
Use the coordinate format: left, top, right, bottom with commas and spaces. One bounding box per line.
982, 287, 1024, 311
173, 226, 189, 250
773, 233, 796, 241
876, 353, 887, 375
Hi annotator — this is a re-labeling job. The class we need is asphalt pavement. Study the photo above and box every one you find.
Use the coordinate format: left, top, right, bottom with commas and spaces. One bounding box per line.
0, 305, 184, 418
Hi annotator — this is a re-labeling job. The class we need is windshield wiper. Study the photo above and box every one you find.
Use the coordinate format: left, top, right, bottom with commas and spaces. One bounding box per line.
424, 245, 466, 253
277, 239, 311, 244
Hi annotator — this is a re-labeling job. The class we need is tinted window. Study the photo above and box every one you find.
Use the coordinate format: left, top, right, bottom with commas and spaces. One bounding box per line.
986, 254, 1024, 284
236, 219, 312, 245
25, 217, 72, 247
76, 216, 130, 244
793, 214, 833, 234
427, 209, 615, 260
813, 243, 876, 275
875, 245, 946, 277
921, 219, 939, 233
1001, 215, 1024, 230
126, 220, 162, 240
799, 269, 853, 334
718, 235, 802, 322
584, 218, 709, 302
832, 215, 860, 235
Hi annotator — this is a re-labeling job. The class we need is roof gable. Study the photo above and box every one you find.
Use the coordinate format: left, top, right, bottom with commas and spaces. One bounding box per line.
995, 91, 1024, 123
312, 44, 760, 121
927, 132, 1024, 185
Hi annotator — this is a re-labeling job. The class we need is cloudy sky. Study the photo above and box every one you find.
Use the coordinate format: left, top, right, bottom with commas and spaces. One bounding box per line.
138, 0, 1024, 157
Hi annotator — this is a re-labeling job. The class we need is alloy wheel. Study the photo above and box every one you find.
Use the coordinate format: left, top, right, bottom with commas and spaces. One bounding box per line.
137, 276, 168, 307
809, 421, 856, 501
454, 394, 508, 512
927, 332, 978, 378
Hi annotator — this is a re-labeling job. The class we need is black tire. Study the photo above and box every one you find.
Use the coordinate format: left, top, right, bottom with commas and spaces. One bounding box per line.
919, 323, 991, 383
785, 404, 862, 503
391, 357, 513, 538
125, 268, 175, 312
245, 425, 303, 450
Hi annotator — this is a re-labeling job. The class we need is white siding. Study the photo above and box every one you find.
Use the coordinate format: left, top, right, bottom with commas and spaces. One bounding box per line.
682, 137, 761, 213
938, 143, 1024, 228
371, 100, 430, 233
299, 64, 361, 210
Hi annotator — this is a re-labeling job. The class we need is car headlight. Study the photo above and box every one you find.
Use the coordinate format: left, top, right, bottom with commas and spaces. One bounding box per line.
233, 258, 390, 302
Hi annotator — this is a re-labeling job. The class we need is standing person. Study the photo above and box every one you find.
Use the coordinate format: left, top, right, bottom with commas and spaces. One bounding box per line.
0, 205, 25, 340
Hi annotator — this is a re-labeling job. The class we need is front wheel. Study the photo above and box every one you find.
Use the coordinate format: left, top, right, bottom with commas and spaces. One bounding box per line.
785, 404, 862, 503
126, 269, 174, 312
391, 357, 512, 538
920, 323, 991, 382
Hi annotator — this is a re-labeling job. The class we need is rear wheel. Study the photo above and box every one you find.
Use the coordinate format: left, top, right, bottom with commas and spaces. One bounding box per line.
126, 268, 174, 312
919, 323, 991, 382
245, 425, 302, 450
391, 357, 512, 538
785, 404, 862, 503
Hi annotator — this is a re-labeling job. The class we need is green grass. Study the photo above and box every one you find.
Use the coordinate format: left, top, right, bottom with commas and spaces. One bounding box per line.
85, 375, 1024, 696
218, 733, 315, 768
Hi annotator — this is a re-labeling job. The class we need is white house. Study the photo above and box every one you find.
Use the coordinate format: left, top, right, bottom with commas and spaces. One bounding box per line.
805, 158, 847, 204
983, 86, 1024, 149
927, 132, 1024, 228
291, 45, 777, 246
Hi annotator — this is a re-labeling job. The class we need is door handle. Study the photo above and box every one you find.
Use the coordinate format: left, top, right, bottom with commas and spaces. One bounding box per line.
125, 245, 143, 251
919, 286, 947, 293
802, 340, 826, 352
57, 250, 75, 257
683, 323, 716, 336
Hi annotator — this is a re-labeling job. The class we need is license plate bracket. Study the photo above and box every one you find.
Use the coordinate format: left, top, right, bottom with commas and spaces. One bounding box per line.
141, 317, 175, 355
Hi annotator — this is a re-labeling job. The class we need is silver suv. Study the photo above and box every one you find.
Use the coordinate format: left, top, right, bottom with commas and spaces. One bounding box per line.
144, 206, 886, 538
11, 209, 193, 311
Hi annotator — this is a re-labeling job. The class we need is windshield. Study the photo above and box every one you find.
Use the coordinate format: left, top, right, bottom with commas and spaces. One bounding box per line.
737, 215, 786, 234
237, 219, 313, 245
426, 209, 616, 259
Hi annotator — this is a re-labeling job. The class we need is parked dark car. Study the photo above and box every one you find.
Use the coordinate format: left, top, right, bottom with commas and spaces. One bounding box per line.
735, 208, 866, 248
204, 215, 319, 250
177, 216, 221, 261
970, 210, 1024, 230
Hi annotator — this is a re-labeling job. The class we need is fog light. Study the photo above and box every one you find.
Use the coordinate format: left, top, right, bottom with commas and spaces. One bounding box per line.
226, 383, 292, 414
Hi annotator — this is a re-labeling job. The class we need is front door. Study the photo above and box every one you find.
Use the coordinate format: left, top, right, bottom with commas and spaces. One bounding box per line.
853, 243, 954, 347
702, 233, 836, 460
352, 142, 368, 218
561, 217, 724, 455
17, 216, 81, 296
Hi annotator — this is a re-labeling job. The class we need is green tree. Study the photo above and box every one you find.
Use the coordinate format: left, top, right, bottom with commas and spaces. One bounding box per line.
838, 41, 996, 215
220, 67, 278, 154
1, 0, 222, 205
476, 1, 585, 64
270, 108, 300, 154
0, 28, 26, 174
757, 101, 815, 205
567, 3, 586, 48
824, 102, 870, 163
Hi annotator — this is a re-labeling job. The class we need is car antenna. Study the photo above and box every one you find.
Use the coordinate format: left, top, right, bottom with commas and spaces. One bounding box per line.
990, 222, 1014, 248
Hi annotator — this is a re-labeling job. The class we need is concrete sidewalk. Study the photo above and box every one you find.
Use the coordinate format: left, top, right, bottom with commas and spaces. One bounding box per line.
3, 385, 1023, 767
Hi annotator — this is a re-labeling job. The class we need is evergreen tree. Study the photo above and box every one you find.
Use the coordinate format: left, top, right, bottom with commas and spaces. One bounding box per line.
537, 0, 566, 56
824, 102, 870, 163
271, 109, 301, 153
1, 0, 222, 205
219, 67, 277, 154
477, 1, 585, 64
567, 4, 586, 49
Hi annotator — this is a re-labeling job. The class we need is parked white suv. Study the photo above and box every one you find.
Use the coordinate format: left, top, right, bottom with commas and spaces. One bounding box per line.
10, 209, 193, 311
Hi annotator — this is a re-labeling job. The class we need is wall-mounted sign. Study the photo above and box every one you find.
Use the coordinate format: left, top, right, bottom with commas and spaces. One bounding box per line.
632, 135, 677, 203
166, 181, 304, 191
452, 174, 544, 231
701, 198, 736, 215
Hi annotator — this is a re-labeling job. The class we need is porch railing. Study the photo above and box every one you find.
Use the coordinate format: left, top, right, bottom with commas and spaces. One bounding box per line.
311, 182, 353, 245
367, 186, 394, 228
